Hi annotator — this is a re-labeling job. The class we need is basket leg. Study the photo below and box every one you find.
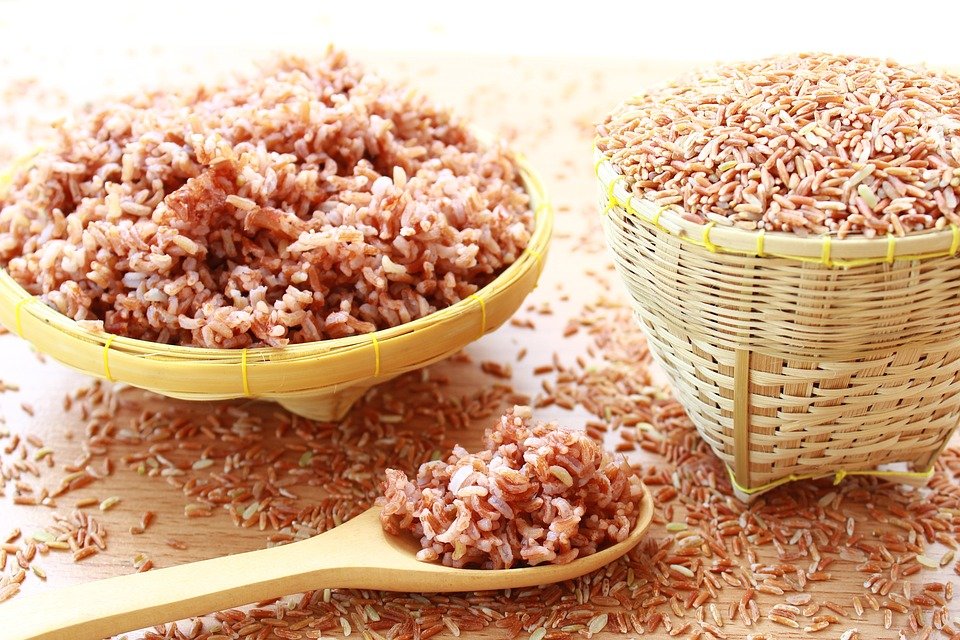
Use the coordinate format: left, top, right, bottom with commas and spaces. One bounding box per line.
732, 349, 752, 490
914, 422, 958, 475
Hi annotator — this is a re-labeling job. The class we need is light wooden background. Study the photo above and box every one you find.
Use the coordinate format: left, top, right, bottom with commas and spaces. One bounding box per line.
0, 34, 958, 640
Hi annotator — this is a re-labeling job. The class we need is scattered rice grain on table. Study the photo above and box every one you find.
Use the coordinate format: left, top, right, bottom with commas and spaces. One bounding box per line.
597, 53, 960, 237
6, 297, 957, 639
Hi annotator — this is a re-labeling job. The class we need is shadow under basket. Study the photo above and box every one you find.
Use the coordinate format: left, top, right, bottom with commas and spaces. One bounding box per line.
0, 156, 552, 422
597, 154, 960, 499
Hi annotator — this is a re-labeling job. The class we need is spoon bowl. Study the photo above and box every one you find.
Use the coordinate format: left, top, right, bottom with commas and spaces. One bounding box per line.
1, 483, 653, 640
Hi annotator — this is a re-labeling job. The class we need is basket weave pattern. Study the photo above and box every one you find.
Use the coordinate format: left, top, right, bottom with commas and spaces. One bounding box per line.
600, 172, 960, 494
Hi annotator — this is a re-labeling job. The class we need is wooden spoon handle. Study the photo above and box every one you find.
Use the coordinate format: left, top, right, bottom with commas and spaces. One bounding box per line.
0, 539, 343, 640
0, 510, 390, 640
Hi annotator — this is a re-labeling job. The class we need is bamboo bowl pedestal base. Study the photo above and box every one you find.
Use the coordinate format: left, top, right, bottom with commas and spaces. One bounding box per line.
274, 377, 398, 421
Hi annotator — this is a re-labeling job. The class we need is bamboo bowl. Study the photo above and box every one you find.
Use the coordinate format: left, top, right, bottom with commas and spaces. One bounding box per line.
0, 157, 551, 421
597, 150, 960, 498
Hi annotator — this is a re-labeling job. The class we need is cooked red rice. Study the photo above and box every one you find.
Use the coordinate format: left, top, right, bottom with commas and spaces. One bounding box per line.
596, 53, 960, 237
378, 406, 645, 569
0, 51, 532, 347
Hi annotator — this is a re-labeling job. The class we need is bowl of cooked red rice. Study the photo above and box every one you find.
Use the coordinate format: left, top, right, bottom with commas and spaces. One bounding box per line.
0, 50, 551, 420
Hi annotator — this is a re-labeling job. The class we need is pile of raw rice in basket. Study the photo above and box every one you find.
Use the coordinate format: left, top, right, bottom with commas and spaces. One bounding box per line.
596, 53, 960, 238
0, 50, 533, 348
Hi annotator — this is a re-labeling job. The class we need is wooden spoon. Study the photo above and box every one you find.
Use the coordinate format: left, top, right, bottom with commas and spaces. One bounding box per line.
3, 485, 653, 640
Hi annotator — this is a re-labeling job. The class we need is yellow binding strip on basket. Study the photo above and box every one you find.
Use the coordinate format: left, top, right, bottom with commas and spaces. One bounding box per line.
724, 463, 935, 496
102, 335, 115, 382
593, 153, 608, 179
651, 206, 667, 228
371, 334, 381, 377
241, 349, 251, 397
596, 150, 960, 266
469, 293, 487, 338
14, 296, 31, 337
602, 198, 618, 217
702, 222, 717, 253
606, 176, 626, 212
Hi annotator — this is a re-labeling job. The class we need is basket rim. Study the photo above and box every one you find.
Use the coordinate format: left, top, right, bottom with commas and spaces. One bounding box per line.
0, 154, 551, 365
595, 148, 960, 266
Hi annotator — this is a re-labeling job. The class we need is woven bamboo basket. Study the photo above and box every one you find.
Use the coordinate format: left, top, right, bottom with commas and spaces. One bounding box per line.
0, 156, 551, 422
596, 150, 960, 498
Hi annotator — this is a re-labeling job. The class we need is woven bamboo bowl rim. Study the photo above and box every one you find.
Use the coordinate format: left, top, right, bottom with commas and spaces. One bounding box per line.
0, 154, 551, 409
595, 148, 960, 267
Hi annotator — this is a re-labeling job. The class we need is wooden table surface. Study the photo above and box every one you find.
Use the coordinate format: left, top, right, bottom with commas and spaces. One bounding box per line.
0, 43, 958, 640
